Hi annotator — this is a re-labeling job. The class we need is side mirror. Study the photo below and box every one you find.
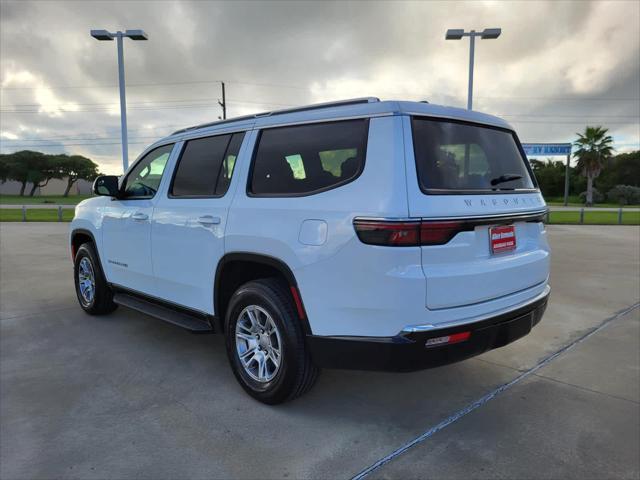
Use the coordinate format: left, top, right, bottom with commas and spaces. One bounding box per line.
93, 175, 120, 197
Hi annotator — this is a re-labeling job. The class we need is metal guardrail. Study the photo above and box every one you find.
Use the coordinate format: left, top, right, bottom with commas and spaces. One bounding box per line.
545, 207, 631, 225
18, 205, 66, 222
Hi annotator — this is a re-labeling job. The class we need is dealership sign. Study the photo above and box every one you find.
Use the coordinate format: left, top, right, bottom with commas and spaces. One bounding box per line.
522, 143, 572, 156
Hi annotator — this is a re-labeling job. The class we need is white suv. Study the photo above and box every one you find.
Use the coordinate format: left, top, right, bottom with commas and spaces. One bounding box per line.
70, 98, 550, 404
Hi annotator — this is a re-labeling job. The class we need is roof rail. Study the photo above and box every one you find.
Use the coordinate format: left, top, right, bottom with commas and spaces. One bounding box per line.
171, 97, 380, 135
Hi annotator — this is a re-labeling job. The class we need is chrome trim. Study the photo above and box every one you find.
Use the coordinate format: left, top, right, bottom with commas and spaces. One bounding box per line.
353, 208, 547, 224
353, 216, 418, 223
420, 208, 548, 222
400, 285, 550, 334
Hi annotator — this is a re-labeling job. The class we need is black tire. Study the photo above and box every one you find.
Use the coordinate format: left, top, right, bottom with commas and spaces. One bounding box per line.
224, 278, 319, 404
74, 243, 117, 315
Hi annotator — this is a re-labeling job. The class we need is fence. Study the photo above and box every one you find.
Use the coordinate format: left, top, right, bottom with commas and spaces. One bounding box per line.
545, 208, 639, 225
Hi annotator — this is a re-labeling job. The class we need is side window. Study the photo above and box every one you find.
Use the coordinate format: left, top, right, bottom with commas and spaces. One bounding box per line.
123, 144, 173, 198
249, 119, 368, 196
170, 132, 245, 197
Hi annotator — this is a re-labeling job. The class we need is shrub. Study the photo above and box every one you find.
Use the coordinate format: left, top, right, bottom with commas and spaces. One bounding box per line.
606, 185, 640, 205
579, 188, 604, 204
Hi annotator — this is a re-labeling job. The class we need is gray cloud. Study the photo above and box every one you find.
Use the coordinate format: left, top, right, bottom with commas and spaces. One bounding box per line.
1, 0, 638, 173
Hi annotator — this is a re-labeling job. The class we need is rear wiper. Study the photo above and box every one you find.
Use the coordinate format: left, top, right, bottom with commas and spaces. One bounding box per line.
490, 174, 523, 186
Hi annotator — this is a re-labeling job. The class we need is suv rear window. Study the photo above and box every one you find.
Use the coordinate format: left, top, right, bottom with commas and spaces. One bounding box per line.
411, 117, 535, 193
250, 119, 368, 196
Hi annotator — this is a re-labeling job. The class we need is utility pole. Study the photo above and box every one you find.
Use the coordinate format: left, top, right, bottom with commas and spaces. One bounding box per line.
218, 81, 227, 120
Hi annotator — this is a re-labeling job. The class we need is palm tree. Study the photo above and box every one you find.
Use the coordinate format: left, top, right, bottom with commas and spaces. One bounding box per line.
573, 126, 614, 206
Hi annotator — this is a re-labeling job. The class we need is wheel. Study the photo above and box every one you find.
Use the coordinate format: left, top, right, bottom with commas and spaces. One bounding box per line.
74, 243, 117, 315
225, 278, 319, 404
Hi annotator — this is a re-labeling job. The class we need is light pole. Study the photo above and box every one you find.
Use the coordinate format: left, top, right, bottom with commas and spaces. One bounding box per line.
445, 28, 501, 110
90, 29, 148, 172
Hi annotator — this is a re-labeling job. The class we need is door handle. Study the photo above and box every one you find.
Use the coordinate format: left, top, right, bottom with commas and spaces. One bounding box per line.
131, 212, 149, 221
197, 215, 221, 226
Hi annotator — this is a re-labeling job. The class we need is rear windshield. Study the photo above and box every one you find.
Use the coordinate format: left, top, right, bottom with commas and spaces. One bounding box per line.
411, 117, 535, 193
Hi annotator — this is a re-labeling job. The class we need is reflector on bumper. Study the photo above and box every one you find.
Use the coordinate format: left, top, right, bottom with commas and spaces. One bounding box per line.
425, 331, 471, 348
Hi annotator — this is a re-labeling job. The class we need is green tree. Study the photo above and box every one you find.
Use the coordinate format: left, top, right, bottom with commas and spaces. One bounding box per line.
596, 151, 640, 193
3, 151, 44, 196
0, 154, 9, 183
26, 154, 63, 196
573, 126, 614, 206
530, 159, 566, 197
57, 154, 99, 196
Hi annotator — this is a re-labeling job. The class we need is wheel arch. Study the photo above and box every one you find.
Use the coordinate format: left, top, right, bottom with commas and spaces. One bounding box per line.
214, 252, 312, 334
70, 228, 106, 274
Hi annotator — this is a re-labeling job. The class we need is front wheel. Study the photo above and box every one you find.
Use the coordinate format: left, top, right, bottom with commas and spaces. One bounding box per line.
74, 243, 117, 315
225, 279, 319, 404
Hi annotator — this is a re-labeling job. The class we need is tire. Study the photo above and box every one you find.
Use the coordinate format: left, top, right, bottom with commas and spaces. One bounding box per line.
224, 278, 320, 404
74, 243, 117, 315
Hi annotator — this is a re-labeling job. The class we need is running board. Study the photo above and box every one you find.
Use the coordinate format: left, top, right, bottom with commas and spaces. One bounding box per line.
113, 292, 215, 333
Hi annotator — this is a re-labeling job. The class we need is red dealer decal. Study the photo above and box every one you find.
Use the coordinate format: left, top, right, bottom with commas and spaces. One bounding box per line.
490, 225, 516, 254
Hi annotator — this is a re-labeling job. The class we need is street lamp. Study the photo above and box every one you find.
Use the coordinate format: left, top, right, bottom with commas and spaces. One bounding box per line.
445, 28, 501, 110
90, 29, 148, 172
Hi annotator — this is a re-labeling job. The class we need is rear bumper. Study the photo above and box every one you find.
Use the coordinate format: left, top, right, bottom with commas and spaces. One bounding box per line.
306, 290, 549, 372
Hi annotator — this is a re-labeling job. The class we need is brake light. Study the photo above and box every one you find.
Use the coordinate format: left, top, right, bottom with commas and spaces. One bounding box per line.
353, 219, 473, 246
352, 220, 420, 246
420, 220, 466, 245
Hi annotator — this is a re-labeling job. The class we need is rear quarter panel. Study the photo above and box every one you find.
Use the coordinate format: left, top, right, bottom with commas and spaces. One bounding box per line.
225, 115, 415, 335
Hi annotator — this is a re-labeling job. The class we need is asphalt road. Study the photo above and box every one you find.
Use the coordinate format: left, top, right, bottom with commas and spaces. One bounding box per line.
1, 223, 639, 479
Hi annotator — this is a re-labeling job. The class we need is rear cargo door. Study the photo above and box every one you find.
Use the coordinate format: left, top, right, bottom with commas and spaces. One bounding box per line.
402, 115, 550, 310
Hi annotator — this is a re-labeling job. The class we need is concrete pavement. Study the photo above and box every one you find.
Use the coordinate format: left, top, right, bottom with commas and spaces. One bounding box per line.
1, 223, 639, 479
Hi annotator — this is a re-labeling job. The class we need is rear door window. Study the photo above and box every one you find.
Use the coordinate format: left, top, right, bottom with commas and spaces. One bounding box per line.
411, 117, 535, 193
170, 132, 245, 197
249, 119, 368, 196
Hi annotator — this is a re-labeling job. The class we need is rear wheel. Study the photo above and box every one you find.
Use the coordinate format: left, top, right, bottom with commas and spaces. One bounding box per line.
74, 243, 117, 315
225, 279, 319, 404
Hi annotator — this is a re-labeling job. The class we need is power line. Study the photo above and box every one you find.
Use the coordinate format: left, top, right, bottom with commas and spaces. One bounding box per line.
0, 125, 186, 141
0, 99, 296, 114
0, 79, 223, 90
2, 78, 638, 103
1, 141, 154, 148
1, 97, 222, 107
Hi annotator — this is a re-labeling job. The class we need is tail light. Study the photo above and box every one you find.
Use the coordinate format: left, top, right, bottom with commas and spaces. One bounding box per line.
352, 220, 420, 246
420, 220, 467, 245
354, 218, 473, 246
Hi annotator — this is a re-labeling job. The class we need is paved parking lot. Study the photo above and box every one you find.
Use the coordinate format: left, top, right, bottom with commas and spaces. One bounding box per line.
1, 223, 639, 479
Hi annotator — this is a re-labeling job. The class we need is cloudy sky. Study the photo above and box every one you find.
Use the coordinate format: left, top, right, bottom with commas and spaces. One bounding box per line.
1, 0, 639, 174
